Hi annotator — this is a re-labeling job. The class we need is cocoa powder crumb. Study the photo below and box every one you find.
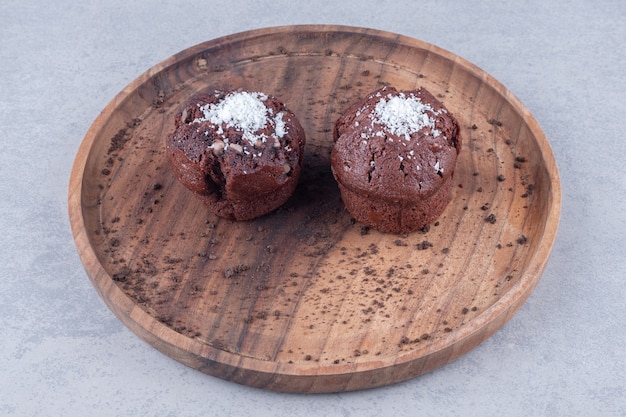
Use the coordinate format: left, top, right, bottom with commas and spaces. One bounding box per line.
416, 240, 433, 250
163, 256, 183, 264
112, 267, 131, 282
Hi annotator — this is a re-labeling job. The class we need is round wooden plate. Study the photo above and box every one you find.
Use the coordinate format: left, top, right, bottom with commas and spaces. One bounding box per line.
68, 25, 560, 392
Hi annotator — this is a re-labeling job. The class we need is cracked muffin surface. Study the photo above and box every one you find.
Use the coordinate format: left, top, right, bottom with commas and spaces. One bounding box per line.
166, 89, 305, 221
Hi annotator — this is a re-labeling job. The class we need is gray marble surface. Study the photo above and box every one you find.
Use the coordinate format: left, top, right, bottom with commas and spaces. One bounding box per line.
1, 1, 625, 416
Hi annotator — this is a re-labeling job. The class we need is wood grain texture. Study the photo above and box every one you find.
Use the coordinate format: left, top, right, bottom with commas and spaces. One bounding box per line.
68, 25, 561, 392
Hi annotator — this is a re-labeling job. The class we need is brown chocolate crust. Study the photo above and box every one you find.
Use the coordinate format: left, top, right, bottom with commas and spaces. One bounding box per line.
336, 177, 454, 234
331, 86, 461, 233
166, 90, 305, 221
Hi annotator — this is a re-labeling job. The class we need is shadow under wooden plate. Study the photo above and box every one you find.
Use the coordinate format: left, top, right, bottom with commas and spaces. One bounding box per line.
68, 25, 560, 392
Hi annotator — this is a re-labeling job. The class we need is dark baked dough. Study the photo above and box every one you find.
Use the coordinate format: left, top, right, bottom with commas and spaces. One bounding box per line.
331, 86, 461, 233
166, 90, 305, 220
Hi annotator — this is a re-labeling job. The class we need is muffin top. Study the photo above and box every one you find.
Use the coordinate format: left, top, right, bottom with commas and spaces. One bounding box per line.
331, 86, 461, 201
169, 90, 302, 161
166, 89, 305, 195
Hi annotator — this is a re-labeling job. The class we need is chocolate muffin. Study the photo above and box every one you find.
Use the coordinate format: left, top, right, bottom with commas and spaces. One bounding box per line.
331, 86, 461, 234
166, 90, 305, 220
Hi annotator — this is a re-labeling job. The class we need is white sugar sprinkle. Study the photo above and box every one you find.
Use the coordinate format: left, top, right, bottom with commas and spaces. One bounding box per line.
274, 112, 286, 138
193, 91, 287, 145
371, 93, 444, 140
